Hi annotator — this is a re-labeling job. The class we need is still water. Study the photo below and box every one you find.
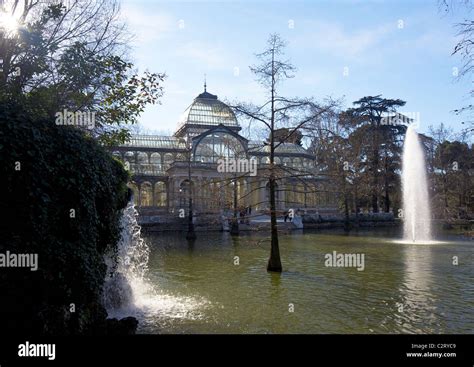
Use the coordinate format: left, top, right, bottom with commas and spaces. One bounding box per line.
131, 230, 473, 334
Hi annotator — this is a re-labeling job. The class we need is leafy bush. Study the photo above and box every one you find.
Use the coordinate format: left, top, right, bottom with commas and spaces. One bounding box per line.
0, 100, 129, 334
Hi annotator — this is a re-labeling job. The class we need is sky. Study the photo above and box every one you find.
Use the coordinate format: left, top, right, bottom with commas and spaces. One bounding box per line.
120, 0, 472, 136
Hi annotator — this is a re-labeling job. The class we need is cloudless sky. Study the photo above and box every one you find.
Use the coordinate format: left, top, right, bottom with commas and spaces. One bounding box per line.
121, 0, 472, 136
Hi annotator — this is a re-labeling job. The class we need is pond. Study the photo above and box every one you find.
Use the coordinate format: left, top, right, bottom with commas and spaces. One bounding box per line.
121, 229, 474, 334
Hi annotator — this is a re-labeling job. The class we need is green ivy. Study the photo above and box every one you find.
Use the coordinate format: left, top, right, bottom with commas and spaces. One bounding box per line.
0, 100, 129, 335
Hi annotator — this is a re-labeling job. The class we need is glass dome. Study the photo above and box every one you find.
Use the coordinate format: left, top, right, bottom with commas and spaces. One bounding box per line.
175, 89, 239, 137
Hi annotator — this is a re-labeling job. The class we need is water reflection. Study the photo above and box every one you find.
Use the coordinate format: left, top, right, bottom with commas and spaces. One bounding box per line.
186, 238, 195, 254
138, 230, 474, 334
399, 245, 436, 332
269, 272, 282, 300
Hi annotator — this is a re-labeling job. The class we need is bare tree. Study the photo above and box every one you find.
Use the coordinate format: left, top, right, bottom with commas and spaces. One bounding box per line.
231, 34, 335, 272
306, 109, 356, 229
441, 0, 474, 135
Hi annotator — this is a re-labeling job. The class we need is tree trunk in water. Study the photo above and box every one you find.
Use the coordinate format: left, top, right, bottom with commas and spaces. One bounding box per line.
267, 43, 282, 273
267, 177, 282, 272
230, 218, 239, 235
186, 197, 196, 240
230, 179, 239, 235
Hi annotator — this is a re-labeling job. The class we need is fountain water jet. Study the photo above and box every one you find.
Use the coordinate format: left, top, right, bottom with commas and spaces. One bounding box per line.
103, 200, 150, 311
401, 125, 432, 242
103, 199, 209, 329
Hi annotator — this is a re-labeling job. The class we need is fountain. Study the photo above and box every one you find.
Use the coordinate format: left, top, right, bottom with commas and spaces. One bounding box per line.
401, 125, 432, 243
103, 199, 208, 330
103, 200, 150, 311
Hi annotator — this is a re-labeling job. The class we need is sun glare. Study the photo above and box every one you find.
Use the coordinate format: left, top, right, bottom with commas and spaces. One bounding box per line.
0, 11, 21, 34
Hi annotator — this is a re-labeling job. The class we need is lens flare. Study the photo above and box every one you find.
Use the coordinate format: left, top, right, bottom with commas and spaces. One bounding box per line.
0, 11, 21, 34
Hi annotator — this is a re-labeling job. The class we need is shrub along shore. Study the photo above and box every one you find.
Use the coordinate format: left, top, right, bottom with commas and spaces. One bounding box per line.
0, 100, 134, 335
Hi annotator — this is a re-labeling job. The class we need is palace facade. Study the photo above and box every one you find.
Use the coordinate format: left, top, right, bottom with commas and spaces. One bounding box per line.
111, 87, 339, 215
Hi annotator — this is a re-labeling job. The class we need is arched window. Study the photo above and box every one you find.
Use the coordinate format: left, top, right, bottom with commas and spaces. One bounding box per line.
137, 152, 148, 165
261, 156, 270, 165
150, 153, 161, 172
140, 182, 153, 207
137, 152, 149, 174
154, 182, 167, 207
125, 151, 136, 172
194, 131, 246, 163
274, 157, 281, 165
282, 157, 291, 167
